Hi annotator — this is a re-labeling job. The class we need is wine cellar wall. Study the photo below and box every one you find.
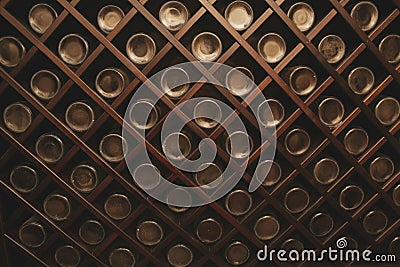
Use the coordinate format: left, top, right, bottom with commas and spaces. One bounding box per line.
0, 0, 399, 266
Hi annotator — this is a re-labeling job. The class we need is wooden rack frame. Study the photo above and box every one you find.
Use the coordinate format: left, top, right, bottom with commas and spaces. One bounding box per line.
0, 0, 399, 266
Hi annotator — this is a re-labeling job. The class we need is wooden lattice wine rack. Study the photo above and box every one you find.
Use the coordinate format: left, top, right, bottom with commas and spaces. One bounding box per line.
0, 0, 399, 266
